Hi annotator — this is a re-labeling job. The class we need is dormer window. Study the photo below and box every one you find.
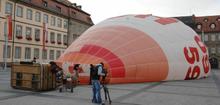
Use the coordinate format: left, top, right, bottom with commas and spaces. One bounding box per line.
71, 11, 76, 17
203, 18, 208, 22
42, 0, 48, 7
217, 17, 220, 21
56, 6, 61, 12
210, 23, 216, 29
196, 23, 202, 30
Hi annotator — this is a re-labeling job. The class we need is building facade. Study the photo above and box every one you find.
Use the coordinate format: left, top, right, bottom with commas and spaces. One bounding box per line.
176, 15, 220, 69
0, 0, 93, 66
67, 3, 93, 45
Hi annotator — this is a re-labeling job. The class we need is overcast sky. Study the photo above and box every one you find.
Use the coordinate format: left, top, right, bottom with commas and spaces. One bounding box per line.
70, 0, 220, 24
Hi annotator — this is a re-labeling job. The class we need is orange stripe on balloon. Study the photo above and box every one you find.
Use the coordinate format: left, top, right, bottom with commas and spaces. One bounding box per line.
80, 44, 126, 78
134, 14, 151, 19
155, 18, 178, 25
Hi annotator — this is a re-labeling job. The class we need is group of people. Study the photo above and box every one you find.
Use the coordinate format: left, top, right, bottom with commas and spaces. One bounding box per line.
50, 61, 108, 105
50, 62, 80, 87
90, 62, 107, 104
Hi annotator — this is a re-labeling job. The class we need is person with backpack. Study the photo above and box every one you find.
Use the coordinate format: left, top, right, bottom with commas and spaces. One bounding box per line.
90, 63, 105, 104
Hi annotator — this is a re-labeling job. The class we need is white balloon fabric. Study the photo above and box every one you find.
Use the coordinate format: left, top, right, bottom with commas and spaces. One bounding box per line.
57, 14, 211, 84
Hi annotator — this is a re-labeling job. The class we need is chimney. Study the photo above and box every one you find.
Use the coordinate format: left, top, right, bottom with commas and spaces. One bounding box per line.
72, 3, 77, 7
77, 5, 81, 9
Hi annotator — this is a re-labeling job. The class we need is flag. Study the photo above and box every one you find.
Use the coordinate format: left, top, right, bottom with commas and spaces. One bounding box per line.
7, 15, 12, 40
43, 23, 48, 50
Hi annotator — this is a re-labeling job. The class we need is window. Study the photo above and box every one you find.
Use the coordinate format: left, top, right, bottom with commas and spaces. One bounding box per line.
35, 29, 40, 41
57, 18, 62, 27
45, 30, 48, 42
218, 48, 220, 53
71, 11, 76, 17
3, 45, 11, 58
204, 35, 208, 41
78, 25, 82, 33
34, 48, 39, 59
26, 9, 32, 20
64, 20, 68, 29
210, 23, 216, 29
26, 27, 32, 40
218, 35, 220, 41
49, 50, 54, 60
217, 17, 220, 21
211, 47, 216, 54
5, 2, 13, 14
50, 32, 55, 43
42, 49, 47, 60
203, 18, 208, 22
57, 33, 62, 44
56, 50, 61, 59
15, 47, 21, 59
43, 14, 48, 23
196, 24, 202, 30
35, 12, 41, 22
16, 6, 23, 17
51, 16, 56, 26
211, 34, 216, 41
63, 35, 67, 45
43, 0, 48, 7
16, 25, 22, 39
25, 47, 31, 59
56, 6, 61, 12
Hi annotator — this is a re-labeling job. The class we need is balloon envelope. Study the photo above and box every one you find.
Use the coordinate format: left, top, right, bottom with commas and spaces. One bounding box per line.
57, 15, 211, 84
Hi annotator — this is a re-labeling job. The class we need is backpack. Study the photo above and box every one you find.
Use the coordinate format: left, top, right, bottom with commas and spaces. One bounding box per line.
91, 66, 99, 80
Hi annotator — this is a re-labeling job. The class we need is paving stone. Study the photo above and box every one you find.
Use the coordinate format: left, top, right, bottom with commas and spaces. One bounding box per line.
0, 69, 220, 105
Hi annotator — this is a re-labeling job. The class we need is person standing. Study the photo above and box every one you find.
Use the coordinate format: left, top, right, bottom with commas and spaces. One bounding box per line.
73, 64, 80, 86
73, 64, 80, 78
90, 63, 105, 104
90, 64, 97, 103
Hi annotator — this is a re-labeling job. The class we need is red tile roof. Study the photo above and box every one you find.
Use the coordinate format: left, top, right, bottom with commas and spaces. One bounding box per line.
195, 15, 220, 32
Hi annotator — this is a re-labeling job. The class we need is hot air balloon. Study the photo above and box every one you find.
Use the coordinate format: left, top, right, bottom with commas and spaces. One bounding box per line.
57, 14, 210, 84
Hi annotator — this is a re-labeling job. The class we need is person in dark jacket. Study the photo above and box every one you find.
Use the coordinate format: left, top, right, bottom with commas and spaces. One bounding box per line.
90, 63, 105, 104
90, 64, 97, 103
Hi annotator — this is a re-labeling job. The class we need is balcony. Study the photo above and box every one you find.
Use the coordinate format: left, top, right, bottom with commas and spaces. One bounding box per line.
57, 41, 62, 44
35, 38, 40, 41
51, 41, 55, 44
16, 35, 23, 39
26, 36, 32, 40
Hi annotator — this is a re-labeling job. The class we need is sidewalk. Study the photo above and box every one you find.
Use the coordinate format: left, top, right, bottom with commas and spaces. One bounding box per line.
0, 69, 220, 105
0, 67, 11, 72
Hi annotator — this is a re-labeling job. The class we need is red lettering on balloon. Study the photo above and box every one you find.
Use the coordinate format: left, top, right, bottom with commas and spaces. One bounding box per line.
202, 54, 210, 74
184, 35, 210, 80
194, 35, 207, 53
184, 47, 199, 64
185, 66, 200, 80
184, 35, 210, 79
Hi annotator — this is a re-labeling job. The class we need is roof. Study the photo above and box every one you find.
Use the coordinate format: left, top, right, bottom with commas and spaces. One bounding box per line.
194, 15, 220, 33
175, 16, 195, 28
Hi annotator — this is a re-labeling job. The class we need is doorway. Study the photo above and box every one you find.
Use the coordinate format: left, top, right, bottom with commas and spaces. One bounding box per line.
209, 57, 219, 69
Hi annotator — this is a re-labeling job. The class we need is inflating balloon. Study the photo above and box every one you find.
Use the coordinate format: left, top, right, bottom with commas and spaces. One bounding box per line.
57, 15, 210, 84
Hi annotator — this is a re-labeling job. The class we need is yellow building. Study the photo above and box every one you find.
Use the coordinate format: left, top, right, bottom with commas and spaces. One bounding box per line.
0, 0, 93, 65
